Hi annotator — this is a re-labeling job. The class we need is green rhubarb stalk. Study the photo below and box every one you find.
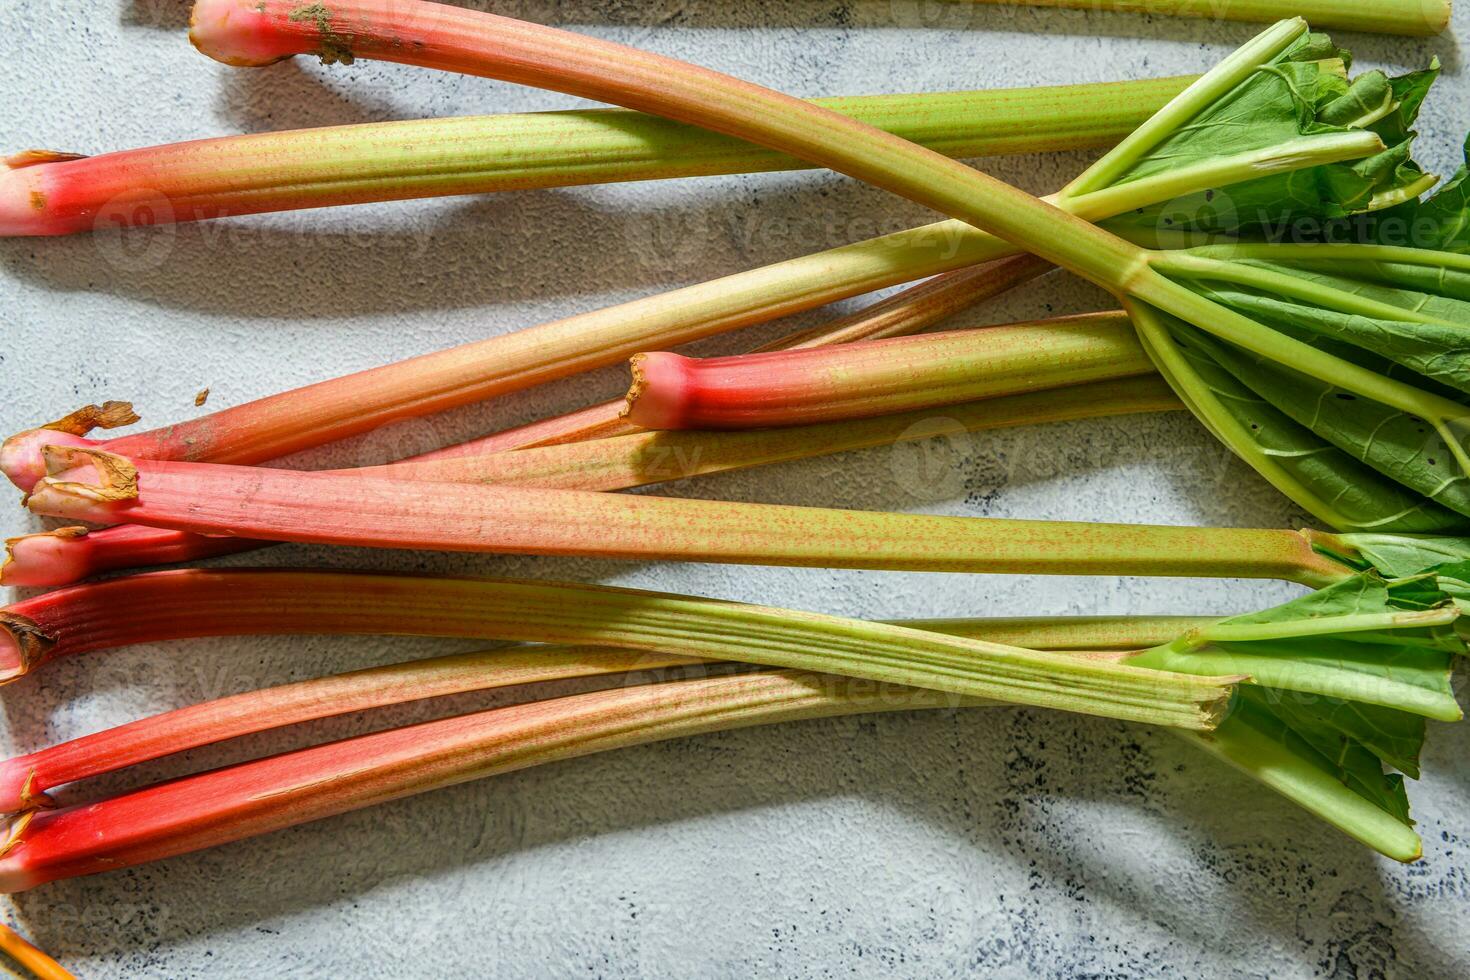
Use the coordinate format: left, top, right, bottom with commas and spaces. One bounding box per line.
0, 569, 1236, 730
0, 79, 1195, 235
1, 15, 1415, 486
2, 565, 1457, 879
23, 445, 1358, 588
0, 613, 1216, 814
960, 0, 1450, 36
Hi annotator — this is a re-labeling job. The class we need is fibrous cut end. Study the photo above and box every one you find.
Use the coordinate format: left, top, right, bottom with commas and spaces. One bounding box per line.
189, 0, 302, 67
1, 403, 137, 491
0, 430, 93, 493
621, 352, 694, 429
24, 447, 141, 523
1, 528, 93, 588
0, 613, 53, 685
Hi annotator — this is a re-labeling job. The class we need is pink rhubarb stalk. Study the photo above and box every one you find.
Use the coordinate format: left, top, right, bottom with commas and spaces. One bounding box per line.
1, 373, 1177, 588
23, 446, 1353, 587
413, 254, 1052, 457
0, 643, 705, 814
622, 312, 1152, 429
0, 78, 1192, 236
178, 1, 1304, 289
187, 4, 1463, 484
0, 10, 1354, 490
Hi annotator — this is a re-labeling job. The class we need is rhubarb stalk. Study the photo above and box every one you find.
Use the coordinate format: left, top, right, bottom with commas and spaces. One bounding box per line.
0, 78, 1194, 236
961, 0, 1450, 36
1, 17, 1410, 509
0, 671, 976, 893
0, 569, 1237, 730
183, 5, 1469, 535
622, 312, 1152, 429
0, 612, 1218, 814
1, 564, 1454, 875
1, 372, 1176, 588
23, 446, 1356, 587
413, 253, 1054, 457
0, 644, 707, 814
0, 9, 1377, 486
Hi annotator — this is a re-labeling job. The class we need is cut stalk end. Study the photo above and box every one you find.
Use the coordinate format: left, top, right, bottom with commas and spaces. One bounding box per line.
0, 613, 52, 685
189, 0, 301, 67
622, 352, 693, 429
24, 446, 140, 523
0, 430, 92, 493
0, 165, 57, 237
1, 528, 92, 588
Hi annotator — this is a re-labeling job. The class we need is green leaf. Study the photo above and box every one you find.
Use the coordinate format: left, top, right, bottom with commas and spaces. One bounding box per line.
1128, 569, 1462, 721
1162, 318, 1465, 533
1246, 688, 1426, 779
1187, 269, 1470, 395
1367, 133, 1470, 253
1104, 38, 1437, 240
1181, 692, 1421, 861
1232, 690, 1416, 822
1166, 319, 1470, 519
1367, 61, 1439, 147
1340, 535, 1470, 578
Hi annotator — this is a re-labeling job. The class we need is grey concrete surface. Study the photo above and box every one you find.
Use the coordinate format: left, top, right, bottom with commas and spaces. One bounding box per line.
1, 1, 1468, 976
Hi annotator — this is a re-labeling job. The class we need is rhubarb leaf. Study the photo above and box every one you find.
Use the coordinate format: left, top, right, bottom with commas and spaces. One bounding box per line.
1163, 316, 1470, 519
1185, 269, 1470, 394
1340, 535, 1470, 578
1368, 134, 1470, 253
1228, 689, 1415, 821
1128, 568, 1463, 720
1182, 689, 1422, 860
1103, 39, 1437, 239
1165, 325, 1465, 533
1247, 688, 1426, 780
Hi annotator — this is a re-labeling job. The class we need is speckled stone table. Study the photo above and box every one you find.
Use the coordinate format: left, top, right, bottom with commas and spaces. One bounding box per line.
2, 2, 1467, 976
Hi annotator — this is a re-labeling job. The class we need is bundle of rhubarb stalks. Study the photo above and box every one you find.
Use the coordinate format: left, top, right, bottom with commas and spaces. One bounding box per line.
3, 0, 1470, 951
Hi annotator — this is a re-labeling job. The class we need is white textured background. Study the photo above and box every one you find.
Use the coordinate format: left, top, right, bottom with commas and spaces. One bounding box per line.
2, 1, 1468, 976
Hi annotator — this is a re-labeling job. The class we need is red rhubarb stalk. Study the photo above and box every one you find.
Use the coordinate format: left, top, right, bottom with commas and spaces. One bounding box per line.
0, 373, 1178, 587
1, 12, 1361, 489
0, 597, 1210, 814
0, 644, 704, 814
0, 78, 1192, 236
184, 4, 1369, 297
0, 671, 971, 892
621, 312, 1151, 429
23, 447, 1353, 586
0, 568, 1217, 685
0, 254, 1048, 585
374, 377, 1180, 491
